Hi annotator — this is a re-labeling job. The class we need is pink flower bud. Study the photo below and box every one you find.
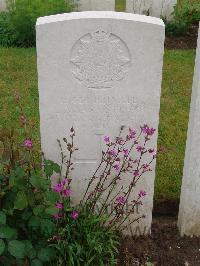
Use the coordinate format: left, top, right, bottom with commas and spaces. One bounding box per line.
133, 170, 139, 177
52, 213, 62, 220
104, 135, 110, 144
55, 202, 63, 209
116, 196, 125, 205
123, 149, 129, 157
138, 190, 147, 197
71, 211, 79, 220
23, 139, 33, 149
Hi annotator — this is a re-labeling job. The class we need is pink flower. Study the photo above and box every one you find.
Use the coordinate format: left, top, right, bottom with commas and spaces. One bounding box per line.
129, 128, 136, 139
123, 149, 129, 157
62, 188, 72, 197
116, 196, 125, 205
141, 124, 156, 136
113, 164, 120, 171
55, 202, 63, 209
138, 190, 147, 197
148, 148, 155, 154
116, 137, 124, 145
142, 164, 149, 170
136, 146, 143, 152
23, 139, 33, 149
52, 213, 62, 220
52, 178, 70, 194
61, 178, 69, 186
52, 235, 61, 241
104, 136, 110, 144
108, 149, 117, 156
133, 170, 139, 177
71, 211, 79, 220
52, 182, 64, 193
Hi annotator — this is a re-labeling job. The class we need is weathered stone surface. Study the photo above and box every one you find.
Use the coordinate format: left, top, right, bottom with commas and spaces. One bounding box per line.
36, 11, 165, 235
178, 24, 200, 237
76, 0, 115, 11
126, 0, 177, 20
0, 0, 6, 11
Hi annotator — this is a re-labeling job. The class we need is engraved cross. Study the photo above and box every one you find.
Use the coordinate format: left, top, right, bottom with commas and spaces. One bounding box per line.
74, 129, 104, 164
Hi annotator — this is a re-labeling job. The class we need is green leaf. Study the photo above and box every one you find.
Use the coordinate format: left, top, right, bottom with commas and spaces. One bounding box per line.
45, 206, 59, 215
22, 240, 32, 254
15, 167, 25, 178
40, 219, 55, 236
31, 259, 43, 266
0, 225, 17, 239
28, 248, 37, 260
0, 211, 6, 225
28, 216, 40, 228
44, 191, 59, 204
44, 160, 60, 177
22, 210, 32, 221
33, 205, 45, 216
53, 164, 60, 173
14, 191, 28, 210
0, 239, 5, 255
37, 247, 55, 262
30, 175, 49, 190
8, 240, 26, 259
22, 240, 36, 259
30, 175, 41, 189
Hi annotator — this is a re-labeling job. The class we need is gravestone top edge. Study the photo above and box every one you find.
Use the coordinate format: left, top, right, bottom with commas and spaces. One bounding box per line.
36, 11, 165, 27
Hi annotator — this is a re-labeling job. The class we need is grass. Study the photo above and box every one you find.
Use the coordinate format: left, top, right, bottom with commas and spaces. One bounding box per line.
0, 47, 195, 200
115, 0, 126, 11
156, 50, 195, 200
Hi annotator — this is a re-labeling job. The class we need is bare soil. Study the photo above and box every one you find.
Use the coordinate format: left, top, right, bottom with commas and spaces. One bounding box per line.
165, 24, 198, 50
118, 216, 200, 266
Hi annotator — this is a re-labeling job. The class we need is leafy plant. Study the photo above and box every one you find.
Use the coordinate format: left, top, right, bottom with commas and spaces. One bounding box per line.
1, 0, 74, 47
0, 95, 58, 264
165, 0, 200, 36
45, 125, 157, 264
0, 12, 17, 47
0, 92, 157, 264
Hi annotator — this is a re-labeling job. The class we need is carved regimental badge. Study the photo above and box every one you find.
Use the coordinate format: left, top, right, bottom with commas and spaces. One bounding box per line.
70, 30, 131, 89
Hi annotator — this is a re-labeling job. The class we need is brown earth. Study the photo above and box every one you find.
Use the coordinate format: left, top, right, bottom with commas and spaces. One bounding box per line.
118, 217, 200, 266
165, 24, 198, 50
118, 216, 200, 266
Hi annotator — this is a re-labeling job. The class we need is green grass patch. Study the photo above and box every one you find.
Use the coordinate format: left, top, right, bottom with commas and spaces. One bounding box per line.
115, 0, 126, 11
156, 49, 195, 200
0, 47, 195, 200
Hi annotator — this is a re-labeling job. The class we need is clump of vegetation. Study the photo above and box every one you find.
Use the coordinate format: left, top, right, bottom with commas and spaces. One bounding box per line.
165, 0, 200, 36
0, 0, 74, 47
0, 92, 155, 264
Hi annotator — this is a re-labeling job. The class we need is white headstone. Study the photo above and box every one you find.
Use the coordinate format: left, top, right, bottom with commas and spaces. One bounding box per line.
178, 24, 200, 236
76, 0, 115, 11
36, 11, 164, 235
126, 0, 177, 20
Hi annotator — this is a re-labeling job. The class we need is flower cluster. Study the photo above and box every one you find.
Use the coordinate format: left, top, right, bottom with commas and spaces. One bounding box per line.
82, 124, 156, 230
52, 178, 72, 197
23, 139, 33, 149
51, 177, 78, 221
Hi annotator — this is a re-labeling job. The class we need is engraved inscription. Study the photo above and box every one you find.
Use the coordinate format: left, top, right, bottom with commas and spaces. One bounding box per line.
70, 30, 131, 89
46, 95, 143, 130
